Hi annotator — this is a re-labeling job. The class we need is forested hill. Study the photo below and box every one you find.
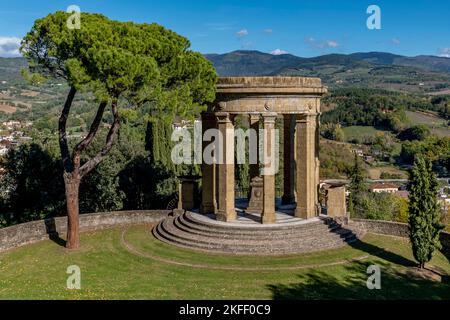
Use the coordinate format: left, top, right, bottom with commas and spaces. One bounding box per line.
205, 50, 450, 93
3, 51, 450, 94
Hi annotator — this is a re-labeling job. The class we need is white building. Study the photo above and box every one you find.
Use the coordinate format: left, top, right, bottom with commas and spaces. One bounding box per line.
369, 183, 399, 194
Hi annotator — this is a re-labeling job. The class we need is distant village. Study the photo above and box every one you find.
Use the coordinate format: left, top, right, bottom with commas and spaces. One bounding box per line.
0, 120, 33, 156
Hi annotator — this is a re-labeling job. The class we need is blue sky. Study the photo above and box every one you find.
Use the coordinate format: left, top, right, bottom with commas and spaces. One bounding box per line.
0, 0, 449, 58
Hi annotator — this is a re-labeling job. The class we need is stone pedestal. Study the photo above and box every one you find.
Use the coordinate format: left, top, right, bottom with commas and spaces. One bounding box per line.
246, 176, 263, 214
177, 176, 200, 211
325, 184, 347, 218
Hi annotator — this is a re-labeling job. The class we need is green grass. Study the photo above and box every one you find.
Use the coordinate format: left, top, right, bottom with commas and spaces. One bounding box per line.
342, 126, 386, 141
0, 225, 449, 300
406, 111, 450, 137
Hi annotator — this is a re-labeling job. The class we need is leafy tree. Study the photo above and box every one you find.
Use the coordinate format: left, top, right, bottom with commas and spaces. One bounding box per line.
398, 125, 430, 141
400, 136, 450, 167
0, 143, 65, 225
407, 156, 443, 268
21, 12, 216, 249
321, 123, 345, 142
347, 154, 366, 217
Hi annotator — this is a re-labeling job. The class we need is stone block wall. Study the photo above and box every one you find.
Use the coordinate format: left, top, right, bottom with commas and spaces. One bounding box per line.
0, 210, 170, 252
349, 218, 450, 253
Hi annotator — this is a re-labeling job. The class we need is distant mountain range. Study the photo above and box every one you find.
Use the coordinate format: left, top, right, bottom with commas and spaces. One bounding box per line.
205, 50, 450, 76
205, 51, 450, 93
2, 51, 450, 94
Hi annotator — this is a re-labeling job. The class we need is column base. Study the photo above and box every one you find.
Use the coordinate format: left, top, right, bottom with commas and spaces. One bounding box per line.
200, 204, 216, 215
216, 210, 237, 222
172, 209, 185, 217
261, 213, 276, 224
295, 206, 316, 219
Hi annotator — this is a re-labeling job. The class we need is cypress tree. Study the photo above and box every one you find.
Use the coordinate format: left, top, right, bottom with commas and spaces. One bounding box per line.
407, 156, 443, 268
348, 154, 366, 217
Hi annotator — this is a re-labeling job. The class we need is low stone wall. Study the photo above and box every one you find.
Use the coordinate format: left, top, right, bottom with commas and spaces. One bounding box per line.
350, 219, 409, 237
350, 218, 450, 253
0, 210, 170, 252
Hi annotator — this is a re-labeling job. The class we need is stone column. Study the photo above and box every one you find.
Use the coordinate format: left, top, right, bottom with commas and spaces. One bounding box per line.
315, 114, 320, 207
261, 113, 277, 224
248, 114, 260, 185
295, 114, 317, 219
200, 112, 216, 214
216, 112, 236, 222
282, 114, 295, 204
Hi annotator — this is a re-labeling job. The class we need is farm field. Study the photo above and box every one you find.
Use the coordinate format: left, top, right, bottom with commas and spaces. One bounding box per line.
405, 111, 449, 137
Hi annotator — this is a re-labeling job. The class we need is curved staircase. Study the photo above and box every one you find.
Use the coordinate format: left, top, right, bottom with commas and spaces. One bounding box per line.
152, 211, 364, 255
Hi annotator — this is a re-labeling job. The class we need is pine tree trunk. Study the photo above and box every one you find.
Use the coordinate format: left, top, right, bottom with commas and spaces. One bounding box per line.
64, 174, 81, 249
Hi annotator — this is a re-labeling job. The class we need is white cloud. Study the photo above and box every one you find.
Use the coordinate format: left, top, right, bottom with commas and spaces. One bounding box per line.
392, 38, 401, 45
271, 49, 288, 55
326, 40, 339, 48
438, 48, 450, 58
0, 37, 21, 57
236, 29, 248, 37
305, 37, 339, 49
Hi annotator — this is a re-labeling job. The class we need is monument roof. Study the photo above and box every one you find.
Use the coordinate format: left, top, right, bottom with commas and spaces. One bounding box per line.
216, 76, 327, 95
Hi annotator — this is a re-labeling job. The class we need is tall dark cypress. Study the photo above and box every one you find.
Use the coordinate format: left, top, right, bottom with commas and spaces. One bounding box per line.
407, 156, 443, 268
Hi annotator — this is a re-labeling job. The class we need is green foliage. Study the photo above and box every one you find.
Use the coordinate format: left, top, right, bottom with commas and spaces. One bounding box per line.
400, 136, 450, 174
21, 11, 217, 111
407, 156, 443, 268
347, 154, 366, 217
358, 193, 407, 222
0, 116, 184, 226
322, 88, 411, 132
319, 140, 355, 178
0, 143, 65, 226
398, 125, 430, 141
320, 123, 345, 142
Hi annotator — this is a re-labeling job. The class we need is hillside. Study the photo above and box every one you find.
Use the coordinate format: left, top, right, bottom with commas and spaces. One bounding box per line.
205, 51, 450, 93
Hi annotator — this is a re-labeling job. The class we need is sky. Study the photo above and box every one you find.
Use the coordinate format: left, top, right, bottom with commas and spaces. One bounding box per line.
0, 0, 449, 58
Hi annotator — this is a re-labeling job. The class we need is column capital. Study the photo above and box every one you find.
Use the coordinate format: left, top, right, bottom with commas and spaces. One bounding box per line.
262, 112, 277, 123
296, 113, 318, 123
216, 112, 233, 124
249, 113, 260, 122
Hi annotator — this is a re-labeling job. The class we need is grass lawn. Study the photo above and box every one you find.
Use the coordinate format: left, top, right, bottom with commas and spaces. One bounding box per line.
367, 166, 409, 179
342, 126, 385, 142
0, 225, 449, 300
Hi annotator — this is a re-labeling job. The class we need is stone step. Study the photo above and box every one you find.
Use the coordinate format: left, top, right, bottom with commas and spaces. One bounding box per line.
176, 214, 340, 239
174, 215, 347, 242
183, 211, 338, 233
152, 214, 363, 254
154, 222, 358, 255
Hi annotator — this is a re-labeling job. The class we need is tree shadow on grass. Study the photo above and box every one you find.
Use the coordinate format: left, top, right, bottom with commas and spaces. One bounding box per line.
268, 261, 450, 300
331, 224, 417, 267
439, 239, 450, 265
44, 217, 66, 247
